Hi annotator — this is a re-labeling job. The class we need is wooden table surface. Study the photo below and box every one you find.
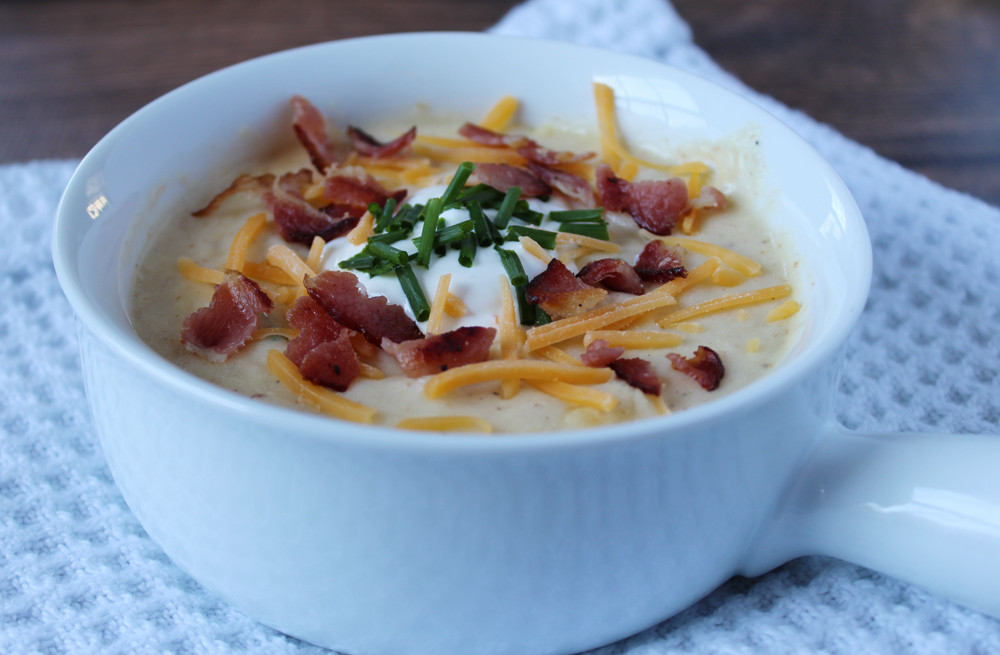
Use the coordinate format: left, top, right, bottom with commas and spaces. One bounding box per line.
2, 0, 998, 206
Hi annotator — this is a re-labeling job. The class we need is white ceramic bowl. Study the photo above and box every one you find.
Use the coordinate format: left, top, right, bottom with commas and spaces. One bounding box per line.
52, 33, 1000, 655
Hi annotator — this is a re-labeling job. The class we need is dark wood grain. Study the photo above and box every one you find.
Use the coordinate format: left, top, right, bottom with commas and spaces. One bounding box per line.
2, 0, 998, 205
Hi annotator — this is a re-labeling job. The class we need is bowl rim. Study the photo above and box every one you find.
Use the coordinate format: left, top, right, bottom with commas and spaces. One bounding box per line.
52, 31, 872, 454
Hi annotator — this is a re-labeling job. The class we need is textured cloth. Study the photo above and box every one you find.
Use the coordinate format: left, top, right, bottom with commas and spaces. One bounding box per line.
2, 1, 999, 654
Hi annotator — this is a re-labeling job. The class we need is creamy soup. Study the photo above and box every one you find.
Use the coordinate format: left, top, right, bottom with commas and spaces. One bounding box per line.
129, 89, 802, 433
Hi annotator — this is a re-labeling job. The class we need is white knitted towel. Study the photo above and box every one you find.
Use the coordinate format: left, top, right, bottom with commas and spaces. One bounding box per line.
2, 1, 999, 653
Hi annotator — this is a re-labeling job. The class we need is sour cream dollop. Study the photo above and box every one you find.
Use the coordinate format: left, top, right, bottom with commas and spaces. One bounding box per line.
321, 185, 571, 329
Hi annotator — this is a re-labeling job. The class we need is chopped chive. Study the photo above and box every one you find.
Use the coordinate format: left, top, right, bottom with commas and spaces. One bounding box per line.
457, 183, 504, 207
338, 253, 379, 270
515, 286, 536, 326
391, 203, 423, 231
458, 235, 477, 268
364, 241, 409, 267
373, 198, 398, 232
533, 306, 552, 326
367, 228, 411, 245
395, 263, 430, 321
416, 198, 443, 267
559, 221, 610, 240
468, 201, 503, 246
504, 225, 558, 249
495, 246, 528, 287
549, 208, 605, 223
510, 199, 543, 225
493, 187, 522, 229
430, 219, 475, 247
440, 162, 475, 207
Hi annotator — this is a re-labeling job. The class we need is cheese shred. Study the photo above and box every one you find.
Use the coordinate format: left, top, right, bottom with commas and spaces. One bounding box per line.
266, 350, 376, 423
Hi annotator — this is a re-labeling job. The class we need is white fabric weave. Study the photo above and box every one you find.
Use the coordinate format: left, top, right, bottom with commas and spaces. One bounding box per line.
2, 1, 999, 653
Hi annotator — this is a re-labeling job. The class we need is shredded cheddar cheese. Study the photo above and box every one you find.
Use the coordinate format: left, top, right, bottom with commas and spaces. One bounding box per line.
497, 276, 522, 399
423, 360, 612, 398
347, 211, 375, 246
226, 212, 267, 273
657, 284, 793, 327
479, 95, 520, 132
266, 244, 316, 289
658, 237, 762, 277
426, 273, 452, 335
528, 380, 618, 412
396, 415, 493, 433
583, 330, 684, 349
266, 350, 376, 423
766, 300, 801, 322
444, 293, 468, 318
177, 257, 224, 285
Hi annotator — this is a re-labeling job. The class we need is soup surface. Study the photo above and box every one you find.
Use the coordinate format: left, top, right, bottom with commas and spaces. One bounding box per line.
130, 89, 803, 433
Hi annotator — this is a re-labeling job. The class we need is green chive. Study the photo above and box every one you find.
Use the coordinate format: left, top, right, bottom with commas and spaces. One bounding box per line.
495, 246, 528, 287
493, 187, 522, 229
391, 203, 423, 231
367, 228, 411, 245
457, 183, 504, 207
468, 200, 500, 246
515, 286, 536, 326
559, 221, 610, 240
440, 162, 475, 207
365, 241, 409, 267
373, 197, 398, 233
512, 199, 544, 225
533, 307, 552, 326
458, 235, 477, 268
417, 198, 443, 267
549, 208, 605, 223
504, 225, 558, 250
395, 264, 430, 321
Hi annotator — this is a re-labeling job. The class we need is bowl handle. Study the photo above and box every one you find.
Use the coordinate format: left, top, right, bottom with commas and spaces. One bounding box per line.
743, 425, 1000, 618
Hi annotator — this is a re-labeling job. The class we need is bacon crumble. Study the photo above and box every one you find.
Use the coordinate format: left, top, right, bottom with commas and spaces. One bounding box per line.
525, 259, 607, 319
382, 326, 497, 378
577, 258, 645, 295
633, 240, 688, 283
608, 358, 662, 395
347, 125, 417, 159
667, 346, 725, 391
291, 95, 339, 173
181, 271, 274, 362
580, 339, 625, 367
305, 271, 424, 346
597, 164, 688, 235
473, 162, 552, 198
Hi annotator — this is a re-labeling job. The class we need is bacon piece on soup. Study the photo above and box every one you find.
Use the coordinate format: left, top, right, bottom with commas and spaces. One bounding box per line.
577, 258, 645, 295
298, 336, 360, 391
525, 259, 607, 319
264, 185, 359, 244
191, 173, 275, 217
291, 95, 339, 173
667, 346, 725, 391
596, 164, 688, 235
284, 295, 347, 366
323, 174, 407, 219
276, 168, 315, 195
609, 357, 662, 396
181, 271, 274, 362
473, 163, 552, 198
458, 123, 594, 166
633, 240, 687, 283
581, 339, 625, 368
382, 326, 497, 377
527, 163, 595, 205
305, 271, 424, 346
347, 125, 417, 159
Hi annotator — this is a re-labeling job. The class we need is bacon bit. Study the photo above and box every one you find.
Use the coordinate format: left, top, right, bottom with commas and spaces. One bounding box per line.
264, 187, 359, 244
634, 240, 688, 283
291, 95, 339, 173
527, 163, 595, 205
297, 335, 360, 391
305, 271, 424, 346
667, 345, 725, 391
191, 173, 275, 217
346, 125, 417, 159
577, 258, 645, 295
525, 259, 607, 319
609, 357, 662, 395
181, 271, 274, 362
596, 164, 688, 235
459, 123, 594, 166
283, 295, 346, 366
459, 122, 527, 148
473, 163, 552, 198
382, 326, 497, 378
580, 339, 625, 367
276, 168, 315, 196
323, 174, 407, 219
